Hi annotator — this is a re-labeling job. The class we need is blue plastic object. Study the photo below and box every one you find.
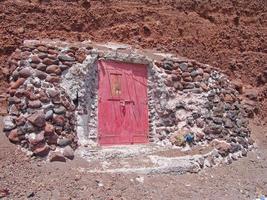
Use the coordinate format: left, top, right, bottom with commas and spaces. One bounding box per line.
184, 133, 194, 143
260, 195, 266, 200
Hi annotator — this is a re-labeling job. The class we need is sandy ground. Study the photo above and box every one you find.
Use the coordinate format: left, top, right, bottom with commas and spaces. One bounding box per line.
1, 0, 266, 119
0, 116, 267, 200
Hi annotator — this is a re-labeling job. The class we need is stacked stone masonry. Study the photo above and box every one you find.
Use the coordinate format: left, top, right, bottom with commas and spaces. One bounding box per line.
3, 40, 255, 162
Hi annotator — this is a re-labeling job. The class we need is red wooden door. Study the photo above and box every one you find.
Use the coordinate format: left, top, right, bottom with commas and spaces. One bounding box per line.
98, 60, 149, 145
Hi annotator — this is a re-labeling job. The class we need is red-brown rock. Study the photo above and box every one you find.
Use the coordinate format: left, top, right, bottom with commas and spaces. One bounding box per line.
223, 94, 235, 103
28, 100, 42, 108
46, 134, 58, 145
44, 123, 55, 135
30, 63, 38, 69
75, 51, 86, 63
8, 129, 22, 143
37, 45, 48, 53
29, 132, 45, 145
39, 90, 50, 103
49, 152, 66, 162
52, 115, 65, 126
42, 58, 55, 66
182, 72, 191, 77
195, 132, 205, 141
37, 63, 47, 71
194, 75, 203, 82
21, 51, 31, 59
213, 140, 231, 157
10, 78, 26, 89
15, 116, 26, 126
7, 88, 16, 96
183, 76, 193, 82
62, 61, 74, 67
203, 72, 210, 80
199, 82, 209, 91
38, 53, 48, 59
48, 54, 58, 60
32, 143, 50, 157
31, 55, 41, 64
48, 48, 58, 55
46, 65, 61, 75
25, 91, 40, 101
46, 75, 60, 83
28, 111, 46, 127
9, 90, 16, 97
34, 69, 47, 80
231, 79, 243, 94
18, 67, 32, 78
11, 50, 22, 60
14, 89, 25, 98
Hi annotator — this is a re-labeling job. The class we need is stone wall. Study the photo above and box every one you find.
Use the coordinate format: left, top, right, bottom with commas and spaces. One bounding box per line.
3, 40, 255, 161
148, 58, 253, 158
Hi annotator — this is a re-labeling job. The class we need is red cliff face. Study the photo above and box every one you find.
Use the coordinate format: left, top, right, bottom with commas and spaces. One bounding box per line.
0, 0, 266, 117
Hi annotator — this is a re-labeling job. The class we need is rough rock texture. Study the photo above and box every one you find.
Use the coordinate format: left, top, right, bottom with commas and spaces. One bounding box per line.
4, 42, 78, 158
0, 0, 266, 118
148, 57, 254, 156
3, 40, 255, 161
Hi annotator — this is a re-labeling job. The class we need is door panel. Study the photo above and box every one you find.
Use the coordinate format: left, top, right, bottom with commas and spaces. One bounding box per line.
98, 60, 149, 145
130, 67, 149, 143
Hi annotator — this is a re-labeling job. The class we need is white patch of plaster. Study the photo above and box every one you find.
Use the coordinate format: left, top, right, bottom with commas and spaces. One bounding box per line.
98, 42, 130, 50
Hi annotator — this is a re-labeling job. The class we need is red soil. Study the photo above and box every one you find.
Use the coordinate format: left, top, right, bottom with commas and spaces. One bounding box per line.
0, 0, 266, 115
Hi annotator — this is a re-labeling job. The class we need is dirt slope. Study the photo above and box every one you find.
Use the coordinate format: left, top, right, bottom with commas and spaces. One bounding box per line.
1, 116, 267, 199
0, 0, 266, 90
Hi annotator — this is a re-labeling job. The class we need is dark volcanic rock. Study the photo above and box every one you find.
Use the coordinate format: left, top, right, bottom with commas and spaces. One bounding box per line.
49, 152, 66, 162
